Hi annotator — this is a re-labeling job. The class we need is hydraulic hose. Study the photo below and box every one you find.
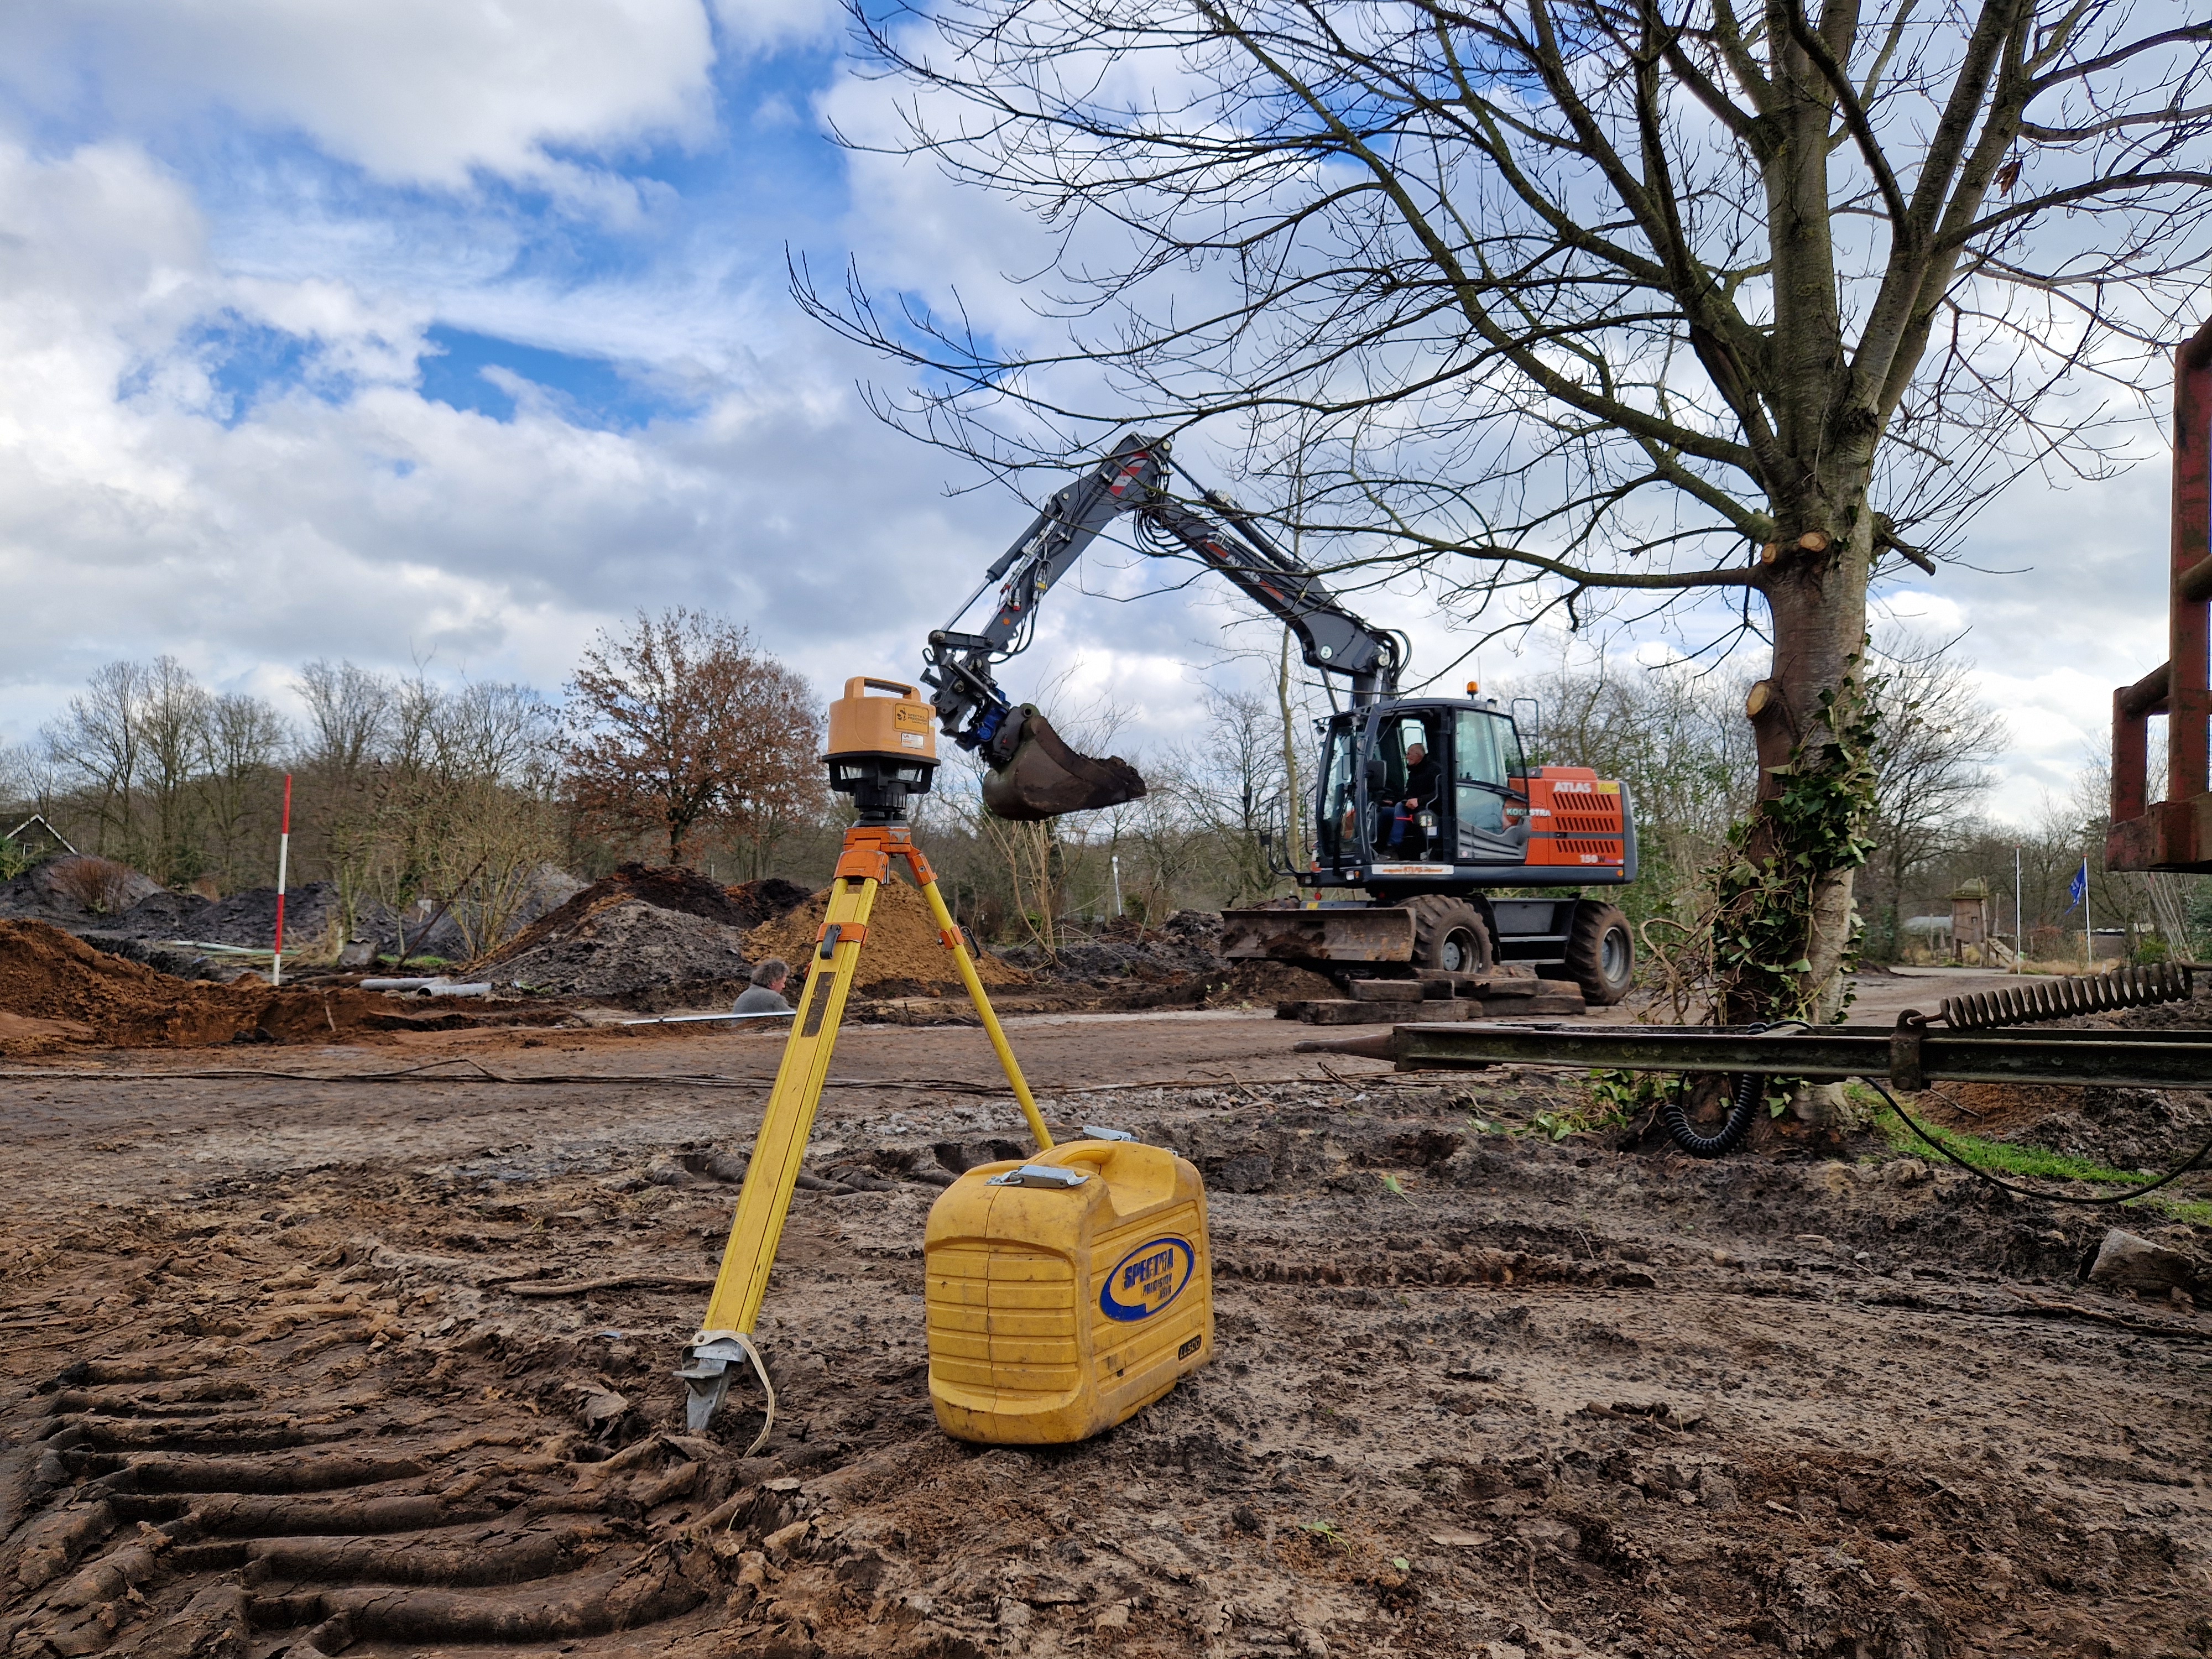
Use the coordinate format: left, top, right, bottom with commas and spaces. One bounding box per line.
1660, 1071, 1764, 1158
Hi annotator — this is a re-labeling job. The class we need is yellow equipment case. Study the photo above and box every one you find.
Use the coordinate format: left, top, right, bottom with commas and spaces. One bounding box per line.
924, 1138, 1212, 1444
824, 675, 938, 763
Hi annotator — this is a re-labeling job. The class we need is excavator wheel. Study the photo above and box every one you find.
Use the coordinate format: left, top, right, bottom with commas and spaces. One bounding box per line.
1563, 902, 1635, 1004
1405, 895, 1493, 975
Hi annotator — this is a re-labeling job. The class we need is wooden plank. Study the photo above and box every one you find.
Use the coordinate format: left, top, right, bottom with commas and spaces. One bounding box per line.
1346, 979, 1424, 1003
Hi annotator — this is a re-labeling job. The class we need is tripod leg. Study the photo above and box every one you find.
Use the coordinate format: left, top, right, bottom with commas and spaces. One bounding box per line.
916, 873, 1053, 1153
682, 864, 880, 1435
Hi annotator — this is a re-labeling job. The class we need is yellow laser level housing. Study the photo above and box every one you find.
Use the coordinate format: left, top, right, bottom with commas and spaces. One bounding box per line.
924, 1138, 1213, 1445
827, 676, 938, 763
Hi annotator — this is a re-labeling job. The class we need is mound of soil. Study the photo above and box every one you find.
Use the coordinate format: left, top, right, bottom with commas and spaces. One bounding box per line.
481, 863, 762, 969
746, 875, 1028, 994
0, 920, 517, 1055
161, 880, 374, 949
0, 855, 165, 923
100, 888, 211, 937
724, 876, 813, 931
487, 899, 755, 1000
1001, 910, 1230, 985
1924, 1078, 2212, 1173
1214, 958, 1340, 1003
1917, 976, 2212, 1170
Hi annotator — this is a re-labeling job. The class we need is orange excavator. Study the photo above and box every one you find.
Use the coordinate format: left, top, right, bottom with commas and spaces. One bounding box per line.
921, 432, 1641, 1002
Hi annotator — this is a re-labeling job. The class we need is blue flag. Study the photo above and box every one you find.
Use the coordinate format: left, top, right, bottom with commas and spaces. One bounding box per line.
2064, 861, 2088, 914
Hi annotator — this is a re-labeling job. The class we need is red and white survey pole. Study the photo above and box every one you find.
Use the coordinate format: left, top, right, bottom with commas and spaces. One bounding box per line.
272, 773, 293, 987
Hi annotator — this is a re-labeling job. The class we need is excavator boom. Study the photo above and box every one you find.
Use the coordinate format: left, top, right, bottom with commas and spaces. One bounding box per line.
923, 433, 1401, 818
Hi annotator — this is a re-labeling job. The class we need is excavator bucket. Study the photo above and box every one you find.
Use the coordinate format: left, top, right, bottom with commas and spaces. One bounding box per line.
981, 706, 1147, 821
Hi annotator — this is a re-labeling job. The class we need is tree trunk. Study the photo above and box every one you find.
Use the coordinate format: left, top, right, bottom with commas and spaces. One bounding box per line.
1277, 629, 1307, 875
1720, 497, 1877, 1028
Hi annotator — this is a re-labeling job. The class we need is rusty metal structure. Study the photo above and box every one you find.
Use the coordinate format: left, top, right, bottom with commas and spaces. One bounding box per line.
2110, 317, 2212, 871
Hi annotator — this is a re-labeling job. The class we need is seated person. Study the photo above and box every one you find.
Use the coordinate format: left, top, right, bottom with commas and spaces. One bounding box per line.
733, 958, 794, 1015
1386, 740, 1443, 852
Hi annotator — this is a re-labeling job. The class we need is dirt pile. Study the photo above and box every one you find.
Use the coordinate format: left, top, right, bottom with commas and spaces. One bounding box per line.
1002, 909, 1229, 986
483, 863, 775, 968
0, 854, 165, 924
467, 863, 807, 1003
0, 920, 518, 1054
746, 875, 1028, 994
725, 876, 813, 931
1927, 1076, 2212, 1173
1922, 977, 2212, 1170
488, 900, 757, 1002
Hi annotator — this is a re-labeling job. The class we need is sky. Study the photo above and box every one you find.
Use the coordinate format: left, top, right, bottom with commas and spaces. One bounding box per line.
0, 0, 2188, 827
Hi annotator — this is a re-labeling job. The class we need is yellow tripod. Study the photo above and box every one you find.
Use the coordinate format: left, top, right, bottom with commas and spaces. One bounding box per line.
677, 811, 1052, 1440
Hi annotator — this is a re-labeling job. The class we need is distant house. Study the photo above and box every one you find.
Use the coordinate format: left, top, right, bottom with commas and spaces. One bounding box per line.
2, 815, 75, 860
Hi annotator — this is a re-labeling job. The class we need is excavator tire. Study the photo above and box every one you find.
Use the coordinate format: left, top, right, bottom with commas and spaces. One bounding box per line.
1563, 902, 1635, 1004
1405, 896, 1493, 975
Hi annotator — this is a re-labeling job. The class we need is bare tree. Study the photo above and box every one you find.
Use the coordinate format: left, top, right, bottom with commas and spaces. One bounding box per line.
42, 661, 148, 863
197, 692, 290, 891
807, 0, 2211, 1020
1861, 630, 2007, 957
565, 610, 823, 865
138, 657, 213, 886
1512, 653, 1757, 917
298, 659, 393, 780
1171, 686, 1293, 906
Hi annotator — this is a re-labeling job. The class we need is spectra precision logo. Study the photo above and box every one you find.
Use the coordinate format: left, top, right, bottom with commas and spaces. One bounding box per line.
1099, 1237, 1196, 1322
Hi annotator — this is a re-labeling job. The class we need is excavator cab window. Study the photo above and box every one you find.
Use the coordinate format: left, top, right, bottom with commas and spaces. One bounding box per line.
1375, 713, 1441, 856
1318, 725, 1355, 864
1454, 708, 1529, 858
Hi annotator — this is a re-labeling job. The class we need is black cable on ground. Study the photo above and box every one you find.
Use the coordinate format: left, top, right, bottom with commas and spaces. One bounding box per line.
1863, 1077, 2212, 1206
1659, 1020, 1803, 1158
1661, 1071, 1764, 1157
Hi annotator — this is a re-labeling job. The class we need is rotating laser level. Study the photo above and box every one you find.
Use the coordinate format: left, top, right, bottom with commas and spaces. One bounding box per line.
677, 676, 1212, 1448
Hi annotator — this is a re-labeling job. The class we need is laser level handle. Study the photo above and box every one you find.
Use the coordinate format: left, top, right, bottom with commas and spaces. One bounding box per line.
845, 676, 921, 701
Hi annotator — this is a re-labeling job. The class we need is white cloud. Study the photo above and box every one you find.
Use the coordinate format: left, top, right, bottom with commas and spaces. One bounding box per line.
0, 1, 719, 192
712, 0, 842, 55
0, 10, 2189, 848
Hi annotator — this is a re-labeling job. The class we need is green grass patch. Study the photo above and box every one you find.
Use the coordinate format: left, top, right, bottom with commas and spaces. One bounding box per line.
1868, 1105, 2140, 1185
1852, 1085, 2211, 1222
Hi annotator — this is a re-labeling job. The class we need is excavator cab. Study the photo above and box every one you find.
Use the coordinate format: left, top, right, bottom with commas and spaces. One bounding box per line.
1316, 700, 1532, 873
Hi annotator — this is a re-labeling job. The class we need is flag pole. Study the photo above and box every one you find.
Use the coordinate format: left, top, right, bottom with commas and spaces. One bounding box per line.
2081, 854, 2091, 972
2013, 844, 2022, 973
273, 774, 293, 988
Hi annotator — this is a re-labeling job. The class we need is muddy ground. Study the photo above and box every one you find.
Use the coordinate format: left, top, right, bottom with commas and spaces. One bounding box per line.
1, 1009, 2208, 1659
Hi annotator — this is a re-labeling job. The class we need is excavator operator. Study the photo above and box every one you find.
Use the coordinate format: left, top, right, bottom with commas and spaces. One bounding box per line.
1386, 737, 1443, 854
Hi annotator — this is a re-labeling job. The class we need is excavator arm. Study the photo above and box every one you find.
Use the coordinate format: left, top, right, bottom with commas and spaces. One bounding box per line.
922, 432, 1404, 820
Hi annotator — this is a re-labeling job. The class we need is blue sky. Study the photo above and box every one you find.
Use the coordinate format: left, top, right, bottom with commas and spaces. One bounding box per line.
0, 1, 2187, 823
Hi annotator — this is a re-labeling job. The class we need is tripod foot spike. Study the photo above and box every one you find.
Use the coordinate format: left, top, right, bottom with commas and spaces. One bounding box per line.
674, 1331, 777, 1451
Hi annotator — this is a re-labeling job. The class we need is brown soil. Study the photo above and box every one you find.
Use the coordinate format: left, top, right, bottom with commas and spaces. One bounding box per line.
747, 875, 1030, 994
480, 863, 770, 970
0, 921, 550, 1054
0, 1014, 2204, 1657
726, 877, 816, 931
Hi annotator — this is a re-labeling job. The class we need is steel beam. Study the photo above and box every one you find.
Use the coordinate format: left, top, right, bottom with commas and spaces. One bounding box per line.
1390, 1022, 2212, 1091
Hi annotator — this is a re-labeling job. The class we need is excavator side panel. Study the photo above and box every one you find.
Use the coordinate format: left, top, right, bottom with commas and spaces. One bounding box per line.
1219, 907, 1415, 963
1520, 769, 1629, 870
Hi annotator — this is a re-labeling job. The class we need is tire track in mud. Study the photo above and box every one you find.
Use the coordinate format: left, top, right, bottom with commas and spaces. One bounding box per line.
0, 1217, 739, 1656
0, 1067, 2207, 1657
